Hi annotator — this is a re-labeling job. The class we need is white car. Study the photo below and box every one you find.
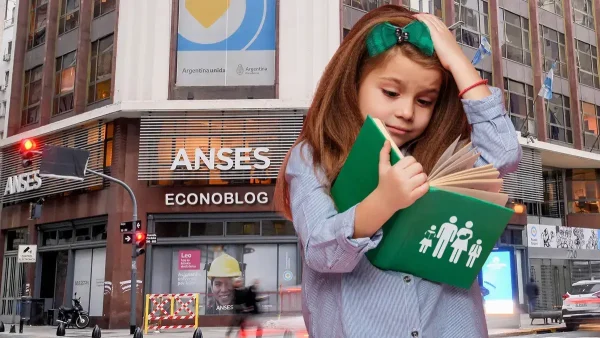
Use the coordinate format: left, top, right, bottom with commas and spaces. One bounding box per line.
562, 279, 600, 331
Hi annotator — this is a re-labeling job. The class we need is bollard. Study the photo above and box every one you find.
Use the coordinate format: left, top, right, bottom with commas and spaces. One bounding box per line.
9, 324, 15, 333
0, 321, 4, 332
56, 322, 66, 336
192, 327, 203, 338
91, 325, 101, 338
133, 327, 143, 338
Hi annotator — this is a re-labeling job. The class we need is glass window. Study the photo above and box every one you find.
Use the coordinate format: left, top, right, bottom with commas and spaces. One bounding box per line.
454, 0, 489, 48
93, 0, 115, 18
539, 0, 563, 16
91, 224, 106, 240
345, 0, 391, 12
540, 25, 567, 78
6, 228, 29, 251
576, 40, 599, 88
57, 229, 73, 244
403, 0, 442, 17
151, 244, 297, 316
4, 0, 16, 25
104, 122, 113, 167
27, 0, 48, 50
226, 221, 261, 236
261, 220, 296, 236
155, 222, 189, 238
75, 227, 90, 241
504, 78, 536, 136
582, 101, 600, 151
190, 222, 224, 236
53, 51, 76, 115
88, 34, 113, 104
547, 93, 572, 144
566, 169, 600, 213
58, 0, 78, 35
500, 10, 531, 65
21, 65, 43, 126
572, 0, 594, 29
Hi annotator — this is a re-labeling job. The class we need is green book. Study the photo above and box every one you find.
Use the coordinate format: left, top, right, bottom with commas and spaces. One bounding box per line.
330, 115, 515, 289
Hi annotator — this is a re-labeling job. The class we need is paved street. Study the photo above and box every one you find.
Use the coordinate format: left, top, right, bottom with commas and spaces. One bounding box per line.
505, 331, 600, 338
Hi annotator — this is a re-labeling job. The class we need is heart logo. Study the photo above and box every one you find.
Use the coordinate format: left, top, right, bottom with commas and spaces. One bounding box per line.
185, 0, 231, 28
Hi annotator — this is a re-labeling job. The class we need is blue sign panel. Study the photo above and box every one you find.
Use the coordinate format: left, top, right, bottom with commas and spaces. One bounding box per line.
479, 247, 516, 314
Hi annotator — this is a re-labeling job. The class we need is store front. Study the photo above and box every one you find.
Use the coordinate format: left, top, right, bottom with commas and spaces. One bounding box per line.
138, 111, 304, 326
527, 224, 600, 311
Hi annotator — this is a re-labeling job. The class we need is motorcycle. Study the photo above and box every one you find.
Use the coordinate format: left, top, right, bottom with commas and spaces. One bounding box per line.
57, 293, 90, 329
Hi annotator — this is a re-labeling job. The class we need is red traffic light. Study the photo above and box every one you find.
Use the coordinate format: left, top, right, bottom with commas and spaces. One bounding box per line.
20, 139, 36, 152
135, 231, 146, 242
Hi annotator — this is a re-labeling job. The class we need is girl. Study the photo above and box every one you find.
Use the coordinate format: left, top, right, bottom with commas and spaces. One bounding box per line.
274, 5, 522, 338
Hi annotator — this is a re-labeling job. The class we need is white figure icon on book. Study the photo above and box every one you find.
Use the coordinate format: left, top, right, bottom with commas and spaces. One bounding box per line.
418, 216, 483, 268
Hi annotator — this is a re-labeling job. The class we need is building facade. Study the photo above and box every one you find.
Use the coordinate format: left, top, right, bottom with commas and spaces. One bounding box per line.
0, 0, 17, 139
0, 0, 598, 329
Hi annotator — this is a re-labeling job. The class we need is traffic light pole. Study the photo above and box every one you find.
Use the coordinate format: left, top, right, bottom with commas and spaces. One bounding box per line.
85, 169, 139, 334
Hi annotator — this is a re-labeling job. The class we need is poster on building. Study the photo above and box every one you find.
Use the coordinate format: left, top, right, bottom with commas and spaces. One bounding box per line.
481, 249, 515, 315
179, 250, 201, 270
527, 224, 541, 247
176, 0, 276, 86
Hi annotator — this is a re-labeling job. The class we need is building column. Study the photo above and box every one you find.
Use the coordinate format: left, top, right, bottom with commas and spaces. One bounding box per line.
38, 0, 60, 125
562, 0, 583, 149
528, 0, 547, 142
103, 118, 148, 329
73, 0, 94, 113
443, 0, 455, 26
7, 0, 30, 136
488, 0, 504, 93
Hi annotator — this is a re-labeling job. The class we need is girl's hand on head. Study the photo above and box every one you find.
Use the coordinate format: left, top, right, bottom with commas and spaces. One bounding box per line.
413, 13, 470, 73
414, 14, 492, 100
376, 141, 429, 213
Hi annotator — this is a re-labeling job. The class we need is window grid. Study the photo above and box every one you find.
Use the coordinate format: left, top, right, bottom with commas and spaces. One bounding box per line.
500, 9, 531, 66
402, 0, 443, 17
504, 78, 536, 136
53, 51, 76, 116
540, 25, 567, 78
454, 0, 489, 49
88, 34, 113, 104
92, 0, 115, 18
343, 0, 391, 12
572, 0, 594, 30
21, 65, 43, 126
539, 0, 563, 16
58, 0, 79, 35
581, 101, 600, 151
27, 0, 48, 50
576, 40, 599, 89
547, 93, 572, 144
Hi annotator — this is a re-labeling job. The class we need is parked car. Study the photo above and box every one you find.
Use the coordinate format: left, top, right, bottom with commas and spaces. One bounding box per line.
562, 279, 600, 331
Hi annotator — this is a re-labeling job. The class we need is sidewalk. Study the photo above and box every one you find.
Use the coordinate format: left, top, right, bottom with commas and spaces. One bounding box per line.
0, 314, 578, 338
487, 313, 566, 337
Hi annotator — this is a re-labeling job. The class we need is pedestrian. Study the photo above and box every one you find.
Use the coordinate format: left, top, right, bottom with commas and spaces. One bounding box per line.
526, 277, 539, 313
225, 278, 249, 338
274, 5, 522, 338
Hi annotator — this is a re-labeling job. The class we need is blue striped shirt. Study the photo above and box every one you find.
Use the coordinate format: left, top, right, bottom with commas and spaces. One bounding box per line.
285, 86, 522, 338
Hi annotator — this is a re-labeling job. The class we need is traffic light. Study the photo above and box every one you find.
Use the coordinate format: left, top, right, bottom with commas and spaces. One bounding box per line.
134, 231, 146, 257
19, 139, 37, 168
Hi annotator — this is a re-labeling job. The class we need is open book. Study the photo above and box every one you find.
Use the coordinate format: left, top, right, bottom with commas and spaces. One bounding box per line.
371, 117, 509, 207
331, 116, 515, 289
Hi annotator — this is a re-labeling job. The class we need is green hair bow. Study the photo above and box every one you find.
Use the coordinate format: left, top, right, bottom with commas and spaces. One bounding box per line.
366, 21, 434, 57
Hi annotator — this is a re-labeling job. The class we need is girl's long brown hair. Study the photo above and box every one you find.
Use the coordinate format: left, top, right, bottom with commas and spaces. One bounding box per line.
275, 5, 470, 219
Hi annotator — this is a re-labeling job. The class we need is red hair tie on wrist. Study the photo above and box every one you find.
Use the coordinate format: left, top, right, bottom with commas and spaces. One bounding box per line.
459, 79, 489, 99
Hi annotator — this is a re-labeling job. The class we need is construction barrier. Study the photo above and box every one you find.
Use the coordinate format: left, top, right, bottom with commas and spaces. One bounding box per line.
143, 293, 200, 334
278, 285, 302, 316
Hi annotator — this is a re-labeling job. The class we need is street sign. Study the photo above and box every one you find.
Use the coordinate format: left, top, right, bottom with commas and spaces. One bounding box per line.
123, 234, 133, 244
120, 222, 132, 233
120, 220, 142, 233
17, 245, 37, 263
146, 233, 157, 244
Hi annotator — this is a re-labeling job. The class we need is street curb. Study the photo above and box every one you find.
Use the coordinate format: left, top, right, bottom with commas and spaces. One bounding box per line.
489, 327, 568, 337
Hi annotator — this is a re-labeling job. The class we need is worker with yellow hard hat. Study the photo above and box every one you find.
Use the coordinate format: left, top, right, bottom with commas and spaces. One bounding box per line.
205, 253, 243, 315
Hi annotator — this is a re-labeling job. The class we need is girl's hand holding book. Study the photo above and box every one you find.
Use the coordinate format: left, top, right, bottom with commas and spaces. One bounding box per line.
376, 140, 429, 212
353, 140, 429, 239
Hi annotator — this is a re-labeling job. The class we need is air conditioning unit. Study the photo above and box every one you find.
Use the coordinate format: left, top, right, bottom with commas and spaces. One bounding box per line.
3, 54, 10, 61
